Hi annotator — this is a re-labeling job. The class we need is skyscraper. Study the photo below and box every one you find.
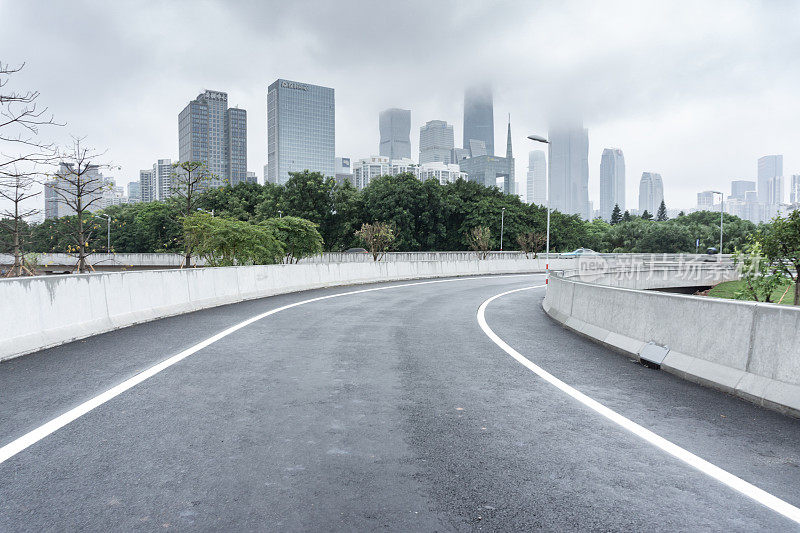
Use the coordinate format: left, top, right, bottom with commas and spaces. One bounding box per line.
419, 120, 454, 164
127, 181, 141, 203
548, 124, 589, 219
153, 159, 173, 200
379, 108, 411, 160
758, 155, 783, 204
226, 107, 248, 185
178, 90, 247, 188
791, 175, 800, 204
526, 150, 546, 205
463, 85, 494, 156
139, 169, 156, 203
599, 148, 625, 220
267, 79, 335, 184
638, 172, 664, 216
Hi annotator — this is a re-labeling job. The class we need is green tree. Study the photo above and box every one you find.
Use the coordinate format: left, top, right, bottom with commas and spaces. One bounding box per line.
261, 215, 323, 263
622, 210, 632, 222
172, 161, 213, 267
182, 212, 283, 266
359, 173, 448, 251
610, 204, 622, 225
641, 210, 653, 220
759, 210, 800, 306
656, 200, 668, 221
355, 221, 395, 261
733, 239, 784, 303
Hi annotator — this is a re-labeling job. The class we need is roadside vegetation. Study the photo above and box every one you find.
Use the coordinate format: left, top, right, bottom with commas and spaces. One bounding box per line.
706, 280, 796, 305
3, 171, 767, 258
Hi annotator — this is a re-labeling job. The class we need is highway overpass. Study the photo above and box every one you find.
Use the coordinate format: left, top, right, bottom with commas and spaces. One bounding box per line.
1, 257, 798, 530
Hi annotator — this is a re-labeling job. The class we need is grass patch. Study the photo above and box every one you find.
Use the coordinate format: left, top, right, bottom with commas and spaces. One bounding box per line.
706, 280, 796, 305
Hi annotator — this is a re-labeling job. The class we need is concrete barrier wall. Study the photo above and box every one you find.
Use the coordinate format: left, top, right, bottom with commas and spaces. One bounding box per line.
0, 258, 553, 362
543, 268, 800, 416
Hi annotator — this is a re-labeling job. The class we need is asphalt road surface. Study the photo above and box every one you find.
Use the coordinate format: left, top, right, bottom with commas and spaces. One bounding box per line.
1, 274, 800, 531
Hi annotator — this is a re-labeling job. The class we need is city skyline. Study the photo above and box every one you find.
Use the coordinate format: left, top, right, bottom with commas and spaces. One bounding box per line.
3, 1, 800, 213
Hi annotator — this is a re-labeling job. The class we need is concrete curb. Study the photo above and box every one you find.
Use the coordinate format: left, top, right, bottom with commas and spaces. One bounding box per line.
542, 271, 800, 418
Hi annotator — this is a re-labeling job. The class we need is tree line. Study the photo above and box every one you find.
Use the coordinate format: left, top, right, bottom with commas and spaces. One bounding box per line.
3, 169, 766, 262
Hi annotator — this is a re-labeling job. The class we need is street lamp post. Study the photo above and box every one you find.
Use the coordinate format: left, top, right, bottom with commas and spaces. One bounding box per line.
527, 134, 550, 283
500, 207, 506, 251
710, 190, 724, 260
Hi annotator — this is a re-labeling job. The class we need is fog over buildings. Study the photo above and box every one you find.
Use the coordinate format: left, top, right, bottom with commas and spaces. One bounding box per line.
3, 1, 800, 213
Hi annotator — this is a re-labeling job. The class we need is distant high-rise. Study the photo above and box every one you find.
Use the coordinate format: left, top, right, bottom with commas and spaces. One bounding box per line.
459, 117, 515, 195
178, 90, 247, 188
638, 172, 664, 216
730, 180, 756, 201
335, 156, 353, 187
697, 190, 717, 211
379, 108, 411, 160
758, 155, 783, 204
526, 150, 546, 205
548, 124, 589, 219
139, 169, 156, 203
153, 159, 173, 200
791, 174, 800, 204
127, 181, 141, 203
463, 85, 494, 156
419, 120, 454, 164
267, 79, 335, 184
599, 148, 625, 220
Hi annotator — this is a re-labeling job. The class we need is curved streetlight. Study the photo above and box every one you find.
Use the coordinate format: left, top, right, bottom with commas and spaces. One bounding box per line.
94, 214, 111, 253
710, 190, 724, 259
527, 134, 551, 283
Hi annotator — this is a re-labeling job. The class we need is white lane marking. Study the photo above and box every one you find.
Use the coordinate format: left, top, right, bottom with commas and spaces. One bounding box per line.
477, 285, 800, 525
0, 273, 543, 466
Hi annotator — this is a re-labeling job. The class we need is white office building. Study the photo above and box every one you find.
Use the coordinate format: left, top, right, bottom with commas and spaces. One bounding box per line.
417, 162, 467, 185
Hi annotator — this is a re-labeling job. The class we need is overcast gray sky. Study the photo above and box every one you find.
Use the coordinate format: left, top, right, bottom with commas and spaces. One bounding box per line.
2, 0, 799, 211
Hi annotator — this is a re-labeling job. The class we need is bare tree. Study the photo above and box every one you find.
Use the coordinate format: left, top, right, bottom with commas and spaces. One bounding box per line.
0, 165, 41, 276
0, 61, 62, 275
517, 231, 547, 259
468, 226, 492, 260
355, 222, 395, 261
47, 138, 112, 273
171, 161, 211, 268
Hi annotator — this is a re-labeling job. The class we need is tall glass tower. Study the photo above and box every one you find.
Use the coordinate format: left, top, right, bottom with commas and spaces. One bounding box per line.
599, 148, 625, 220
178, 90, 247, 188
379, 108, 411, 160
548, 124, 590, 219
267, 79, 335, 184
463, 85, 494, 156
638, 172, 664, 215
526, 150, 546, 205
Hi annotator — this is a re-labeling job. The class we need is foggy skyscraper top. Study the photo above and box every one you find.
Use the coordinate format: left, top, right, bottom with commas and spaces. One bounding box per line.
463, 85, 494, 156
378, 108, 411, 160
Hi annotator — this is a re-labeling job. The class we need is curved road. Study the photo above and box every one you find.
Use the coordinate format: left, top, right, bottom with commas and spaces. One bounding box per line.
1, 274, 799, 531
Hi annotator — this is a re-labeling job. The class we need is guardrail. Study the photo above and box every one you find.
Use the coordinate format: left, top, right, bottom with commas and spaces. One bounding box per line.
542, 262, 800, 416
0, 251, 734, 273
0, 257, 556, 362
